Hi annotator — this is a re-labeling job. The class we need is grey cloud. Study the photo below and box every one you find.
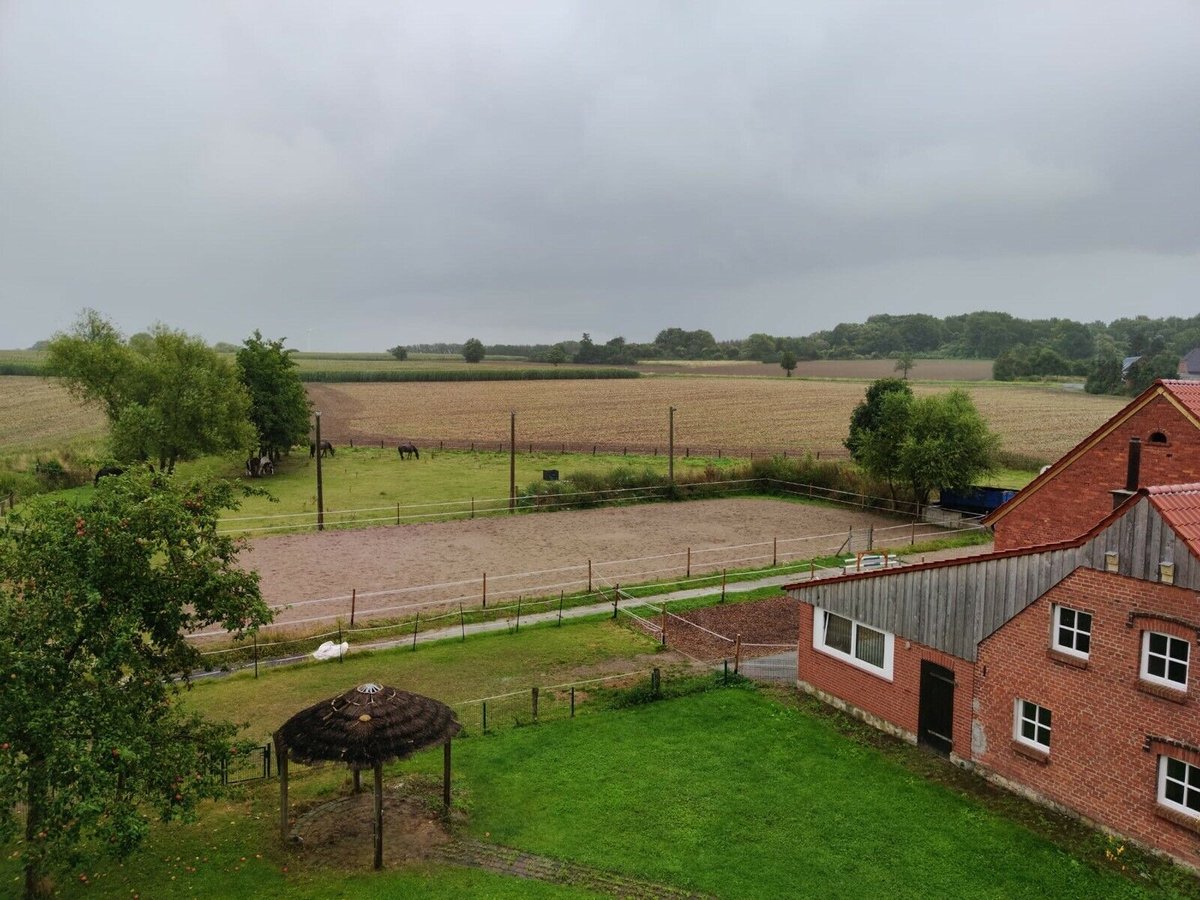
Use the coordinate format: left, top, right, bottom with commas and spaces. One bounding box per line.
1, 1, 1197, 349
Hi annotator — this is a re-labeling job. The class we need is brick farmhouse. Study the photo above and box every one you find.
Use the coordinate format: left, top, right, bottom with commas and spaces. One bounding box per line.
986, 379, 1200, 550
785, 380, 1200, 868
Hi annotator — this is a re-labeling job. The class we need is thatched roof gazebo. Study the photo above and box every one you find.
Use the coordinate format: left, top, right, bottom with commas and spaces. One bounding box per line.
273, 683, 461, 869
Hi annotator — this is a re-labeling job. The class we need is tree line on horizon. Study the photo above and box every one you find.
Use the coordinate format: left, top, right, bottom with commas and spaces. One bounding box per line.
400, 310, 1198, 394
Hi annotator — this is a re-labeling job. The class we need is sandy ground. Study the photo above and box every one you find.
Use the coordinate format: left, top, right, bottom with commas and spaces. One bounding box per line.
240, 498, 958, 633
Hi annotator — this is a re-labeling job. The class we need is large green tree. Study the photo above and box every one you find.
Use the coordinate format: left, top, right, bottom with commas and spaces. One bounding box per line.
0, 471, 272, 898
236, 331, 311, 459
844, 377, 913, 462
850, 382, 997, 510
462, 337, 486, 363
47, 311, 254, 472
895, 390, 998, 509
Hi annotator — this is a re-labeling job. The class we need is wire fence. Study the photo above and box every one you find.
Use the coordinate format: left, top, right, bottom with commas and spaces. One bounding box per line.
324, 434, 852, 464
213, 476, 934, 536
188, 516, 987, 662
214, 662, 750, 785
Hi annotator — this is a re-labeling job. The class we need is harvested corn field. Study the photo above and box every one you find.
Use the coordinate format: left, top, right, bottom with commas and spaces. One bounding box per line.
307, 378, 1124, 462
0, 376, 106, 450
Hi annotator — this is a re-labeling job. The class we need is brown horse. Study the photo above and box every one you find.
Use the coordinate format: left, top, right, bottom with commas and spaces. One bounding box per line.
309, 441, 335, 458
397, 443, 420, 460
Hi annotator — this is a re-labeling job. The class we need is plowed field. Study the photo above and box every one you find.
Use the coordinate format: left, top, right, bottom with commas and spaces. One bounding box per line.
307, 378, 1123, 462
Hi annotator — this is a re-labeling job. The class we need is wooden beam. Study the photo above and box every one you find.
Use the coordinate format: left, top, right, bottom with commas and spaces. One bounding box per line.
274, 733, 289, 841
373, 762, 384, 870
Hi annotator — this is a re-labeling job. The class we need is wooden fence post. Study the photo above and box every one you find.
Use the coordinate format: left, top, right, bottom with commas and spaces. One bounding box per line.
773, 537, 778, 567
482, 701, 487, 733
587, 559, 592, 594
558, 590, 564, 626
515, 596, 522, 633
350, 589, 356, 626
570, 686, 575, 717
531, 686, 539, 723
337, 624, 343, 663
412, 613, 419, 650
482, 572, 487, 608
720, 569, 727, 603
686, 547, 691, 578
660, 604, 667, 646
459, 604, 466, 641
253, 633, 259, 679
734, 634, 742, 674
395, 503, 399, 525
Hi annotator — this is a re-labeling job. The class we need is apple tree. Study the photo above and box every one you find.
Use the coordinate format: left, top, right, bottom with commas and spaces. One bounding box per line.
0, 470, 272, 897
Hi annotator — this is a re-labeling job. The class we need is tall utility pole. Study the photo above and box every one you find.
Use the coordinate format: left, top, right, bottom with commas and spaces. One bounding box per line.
668, 406, 676, 485
315, 411, 324, 531
509, 410, 516, 513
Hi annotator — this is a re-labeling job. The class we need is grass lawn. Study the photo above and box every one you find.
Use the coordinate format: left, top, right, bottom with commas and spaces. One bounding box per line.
13, 684, 1191, 899
184, 619, 663, 744
412, 687, 1193, 899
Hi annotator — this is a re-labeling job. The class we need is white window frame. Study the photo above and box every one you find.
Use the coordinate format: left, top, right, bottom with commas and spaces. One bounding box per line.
1013, 698, 1052, 752
1158, 755, 1200, 819
1051, 604, 1092, 660
811, 606, 894, 681
1140, 631, 1190, 691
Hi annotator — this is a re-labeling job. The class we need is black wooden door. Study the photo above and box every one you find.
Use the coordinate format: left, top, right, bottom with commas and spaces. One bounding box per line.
918, 661, 955, 755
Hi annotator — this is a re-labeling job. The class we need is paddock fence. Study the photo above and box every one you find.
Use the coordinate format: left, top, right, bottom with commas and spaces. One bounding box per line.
214, 476, 948, 537
188, 517, 988, 661
214, 663, 746, 786
322, 433, 853, 464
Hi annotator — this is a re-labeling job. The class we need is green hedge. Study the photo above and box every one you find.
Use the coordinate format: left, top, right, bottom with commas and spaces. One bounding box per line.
298, 367, 640, 382
0, 362, 46, 376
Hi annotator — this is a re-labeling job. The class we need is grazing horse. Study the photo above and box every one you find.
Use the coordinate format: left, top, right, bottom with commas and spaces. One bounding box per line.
310, 440, 335, 459
246, 455, 274, 476
94, 466, 124, 487
397, 443, 420, 460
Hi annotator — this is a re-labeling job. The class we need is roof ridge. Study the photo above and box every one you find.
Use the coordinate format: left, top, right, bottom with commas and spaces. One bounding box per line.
1146, 482, 1200, 495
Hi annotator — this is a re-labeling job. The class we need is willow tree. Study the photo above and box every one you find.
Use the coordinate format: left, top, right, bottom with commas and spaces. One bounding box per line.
0, 471, 272, 898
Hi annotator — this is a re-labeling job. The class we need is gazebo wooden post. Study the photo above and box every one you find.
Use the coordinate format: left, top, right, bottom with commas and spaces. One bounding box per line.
443, 738, 452, 810
274, 732, 289, 841
373, 762, 384, 870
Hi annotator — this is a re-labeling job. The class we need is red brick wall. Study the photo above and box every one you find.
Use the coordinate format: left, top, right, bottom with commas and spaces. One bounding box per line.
973, 567, 1200, 867
796, 601, 974, 757
994, 395, 1200, 550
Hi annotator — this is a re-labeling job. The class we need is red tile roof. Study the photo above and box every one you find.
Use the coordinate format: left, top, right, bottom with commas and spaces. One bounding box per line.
984, 380, 1200, 527
1163, 379, 1200, 418
1147, 483, 1200, 557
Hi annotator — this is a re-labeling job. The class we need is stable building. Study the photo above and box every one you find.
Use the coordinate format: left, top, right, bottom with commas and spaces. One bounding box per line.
786, 484, 1200, 868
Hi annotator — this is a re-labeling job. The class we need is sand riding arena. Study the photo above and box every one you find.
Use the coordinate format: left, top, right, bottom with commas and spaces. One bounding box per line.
232, 497, 966, 639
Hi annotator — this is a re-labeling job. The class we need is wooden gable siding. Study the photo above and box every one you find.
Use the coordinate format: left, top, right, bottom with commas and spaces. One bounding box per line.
791, 498, 1199, 661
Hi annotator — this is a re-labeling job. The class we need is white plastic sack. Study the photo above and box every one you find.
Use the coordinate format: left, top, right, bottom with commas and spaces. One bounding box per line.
312, 640, 349, 661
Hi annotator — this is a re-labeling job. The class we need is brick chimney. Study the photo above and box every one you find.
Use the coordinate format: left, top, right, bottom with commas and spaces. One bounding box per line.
1110, 437, 1141, 510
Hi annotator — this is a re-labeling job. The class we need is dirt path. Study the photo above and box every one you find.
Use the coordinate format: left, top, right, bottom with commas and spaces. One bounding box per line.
239, 498, 959, 633
436, 838, 714, 899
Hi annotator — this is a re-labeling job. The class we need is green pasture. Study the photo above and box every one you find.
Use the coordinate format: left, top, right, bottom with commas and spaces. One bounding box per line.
204, 446, 744, 534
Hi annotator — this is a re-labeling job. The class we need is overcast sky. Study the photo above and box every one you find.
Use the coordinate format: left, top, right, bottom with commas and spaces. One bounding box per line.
2, 2, 1198, 350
